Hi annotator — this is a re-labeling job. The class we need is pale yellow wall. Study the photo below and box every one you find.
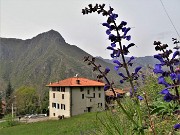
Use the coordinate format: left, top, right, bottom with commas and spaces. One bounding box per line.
49, 86, 105, 118
71, 86, 105, 116
49, 87, 71, 118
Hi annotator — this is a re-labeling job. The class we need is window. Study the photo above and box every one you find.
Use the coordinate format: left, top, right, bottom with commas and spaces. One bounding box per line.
80, 87, 84, 92
53, 113, 55, 116
62, 94, 64, 99
99, 93, 101, 98
98, 103, 103, 107
90, 99, 92, 102
98, 87, 101, 91
57, 87, 60, 91
93, 87, 95, 91
82, 94, 84, 99
52, 87, 56, 91
61, 87, 65, 92
52, 103, 56, 108
61, 104, 65, 110
53, 93, 55, 98
93, 93, 95, 98
87, 90, 90, 94
57, 103, 60, 109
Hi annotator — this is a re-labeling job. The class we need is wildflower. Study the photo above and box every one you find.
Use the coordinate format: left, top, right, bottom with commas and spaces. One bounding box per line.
163, 92, 173, 102
137, 95, 143, 101
174, 124, 180, 130
153, 64, 164, 74
158, 76, 170, 87
160, 89, 169, 94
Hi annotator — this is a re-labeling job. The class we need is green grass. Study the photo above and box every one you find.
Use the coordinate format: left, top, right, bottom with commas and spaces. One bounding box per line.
0, 112, 102, 135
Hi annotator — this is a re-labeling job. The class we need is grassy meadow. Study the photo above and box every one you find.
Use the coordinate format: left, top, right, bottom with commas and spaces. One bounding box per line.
0, 112, 103, 135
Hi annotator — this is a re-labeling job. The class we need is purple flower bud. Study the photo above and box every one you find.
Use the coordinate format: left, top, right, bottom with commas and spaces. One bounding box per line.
120, 80, 124, 84
174, 124, 180, 129
126, 35, 131, 41
120, 21, 127, 26
114, 66, 120, 71
111, 43, 116, 47
107, 46, 115, 50
153, 64, 164, 74
137, 95, 143, 100
154, 54, 164, 65
106, 29, 111, 35
102, 23, 110, 28
127, 56, 135, 64
122, 27, 126, 32
170, 73, 176, 81
113, 60, 121, 65
105, 67, 110, 73
160, 89, 169, 94
172, 51, 179, 59
135, 66, 142, 74
104, 84, 110, 91
123, 27, 131, 36
118, 72, 126, 78
127, 43, 135, 49
163, 92, 173, 102
158, 76, 170, 87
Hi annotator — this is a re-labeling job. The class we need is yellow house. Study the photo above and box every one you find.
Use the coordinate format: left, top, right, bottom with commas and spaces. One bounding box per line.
46, 77, 105, 118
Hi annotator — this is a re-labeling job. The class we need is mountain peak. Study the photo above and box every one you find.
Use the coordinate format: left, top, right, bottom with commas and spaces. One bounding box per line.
35, 29, 65, 43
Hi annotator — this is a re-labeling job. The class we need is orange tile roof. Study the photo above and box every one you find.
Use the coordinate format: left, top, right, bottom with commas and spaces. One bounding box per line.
46, 77, 105, 87
105, 88, 126, 96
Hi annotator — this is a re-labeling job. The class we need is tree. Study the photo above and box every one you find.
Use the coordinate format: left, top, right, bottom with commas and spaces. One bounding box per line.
15, 86, 38, 115
0, 95, 2, 114
5, 81, 13, 101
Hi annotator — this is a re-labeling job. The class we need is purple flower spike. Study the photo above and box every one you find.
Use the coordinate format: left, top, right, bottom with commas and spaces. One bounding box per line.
135, 66, 142, 74
160, 89, 169, 94
174, 124, 180, 129
137, 95, 143, 100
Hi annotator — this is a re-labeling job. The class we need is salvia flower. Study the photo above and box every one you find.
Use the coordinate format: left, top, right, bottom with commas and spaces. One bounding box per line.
153, 64, 164, 74
174, 124, 180, 130
137, 95, 144, 101
154, 54, 165, 65
160, 89, 169, 94
163, 92, 173, 102
158, 76, 170, 87
104, 84, 110, 91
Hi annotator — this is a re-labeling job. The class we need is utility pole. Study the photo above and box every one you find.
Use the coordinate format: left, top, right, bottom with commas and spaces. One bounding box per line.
12, 103, 14, 118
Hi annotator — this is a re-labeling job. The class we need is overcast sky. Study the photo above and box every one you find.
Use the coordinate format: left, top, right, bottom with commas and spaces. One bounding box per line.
1, 0, 180, 59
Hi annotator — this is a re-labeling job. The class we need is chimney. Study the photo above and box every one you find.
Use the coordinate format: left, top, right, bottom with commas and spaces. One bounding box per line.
76, 79, 80, 84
